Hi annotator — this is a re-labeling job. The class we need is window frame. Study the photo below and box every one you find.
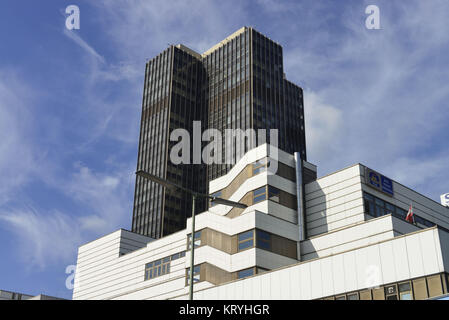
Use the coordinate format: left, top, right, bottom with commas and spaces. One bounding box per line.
253, 186, 267, 204
238, 230, 254, 252
252, 158, 267, 175
256, 229, 271, 251
186, 264, 201, 285
187, 230, 202, 250
144, 250, 186, 281
399, 281, 413, 300
363, 191, 437, 229
237, 267, 255, 279
268, 186, 280, 203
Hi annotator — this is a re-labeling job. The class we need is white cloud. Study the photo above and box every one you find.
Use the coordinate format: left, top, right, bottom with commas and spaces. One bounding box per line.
0, 67, 133, 266
0, 70, 39, 205
0, 208, 82, 269
74, 0, 449, 201
255, 0, 302, 14
282, 1, 449, 200
66, 163, 134, 234
388, 155, 449, 190
304, 90, 343, 162
0, 162, 134, 268
63, 29, 105, 64
95, 0, 250, 57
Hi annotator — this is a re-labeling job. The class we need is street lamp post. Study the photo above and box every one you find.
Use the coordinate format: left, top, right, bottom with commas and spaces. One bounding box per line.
135, 170, 247, 300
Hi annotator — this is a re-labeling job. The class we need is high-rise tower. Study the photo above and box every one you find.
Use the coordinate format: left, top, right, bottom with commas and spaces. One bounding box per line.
203, 27, 306, 181
132, 27, 307, 238
132, 45, 207, 238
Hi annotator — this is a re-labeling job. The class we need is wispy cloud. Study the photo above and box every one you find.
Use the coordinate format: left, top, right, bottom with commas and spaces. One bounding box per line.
0, 162, 134, 269
0, 69, 39, 205
95, 0, 251, 57
0, 62, 135, 269
63, 29, 105, 64
66, 162, 134, 234
303, 90, 343, 161
0, 208, 82, 269
280, 0, 449, 200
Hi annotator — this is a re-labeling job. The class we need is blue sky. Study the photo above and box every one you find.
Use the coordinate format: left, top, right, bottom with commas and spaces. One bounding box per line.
0, 0, 448, 299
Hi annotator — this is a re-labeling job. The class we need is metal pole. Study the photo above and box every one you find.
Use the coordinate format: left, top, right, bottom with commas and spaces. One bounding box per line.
294, 152, 305, 260
188, 194, 196, 300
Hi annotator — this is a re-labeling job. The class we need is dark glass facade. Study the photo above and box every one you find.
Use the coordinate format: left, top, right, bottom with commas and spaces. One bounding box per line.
205, 28, 306, 181
132, 46, 207, 238
132, 27, 307, 238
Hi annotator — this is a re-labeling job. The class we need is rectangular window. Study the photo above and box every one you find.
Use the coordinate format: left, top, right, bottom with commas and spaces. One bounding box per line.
385, 203, 395, 215
144, 251, 184, 280
238, 230, 254, 251
252, 158, 267, 175
186, 265, 201, 285
363, 192, 438, 230
396, 207, 407, 219
253, 187, 267, 204
238, 268, 254, 279
256, 230, 271, 250
399, 282, 412, 300
376, 205, 385, 217
268, 186, 280, 203
254, 187, 265, 196
171, 251, 185, 261
374, 198, 384, 206
187, 231, 202, 249
347, 293, 359, 300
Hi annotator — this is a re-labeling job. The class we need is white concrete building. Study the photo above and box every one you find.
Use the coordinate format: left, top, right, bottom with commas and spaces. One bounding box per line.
72, 144, 449, 300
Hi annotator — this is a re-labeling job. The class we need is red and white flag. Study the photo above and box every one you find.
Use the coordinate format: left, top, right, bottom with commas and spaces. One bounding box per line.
405, 204, 414, 223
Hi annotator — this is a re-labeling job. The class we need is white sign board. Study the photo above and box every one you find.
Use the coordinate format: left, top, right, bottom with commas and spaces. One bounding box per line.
441, 193, 449, 207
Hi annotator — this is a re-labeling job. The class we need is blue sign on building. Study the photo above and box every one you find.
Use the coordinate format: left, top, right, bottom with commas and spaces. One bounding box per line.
366, 168, 394, 196
368, 171, 381, 188
380, 175, 394, 196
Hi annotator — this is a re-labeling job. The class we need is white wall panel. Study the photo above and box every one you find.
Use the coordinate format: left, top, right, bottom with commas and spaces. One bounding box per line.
331, 254, 345, 294
391, 237, 410, 281
259, 273, 271, 299
289, 267, 300, 298
343, 251, 357, 293
270, 271, 282, 299
419, 230, 440, 275
309, 260, 323, 299
280, 271, 292, 299
251, 275, 262, 300
321, 258, 334, 297
379, 241, 397, 285
405, 234, 425, 278
298, 263, 311, 300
